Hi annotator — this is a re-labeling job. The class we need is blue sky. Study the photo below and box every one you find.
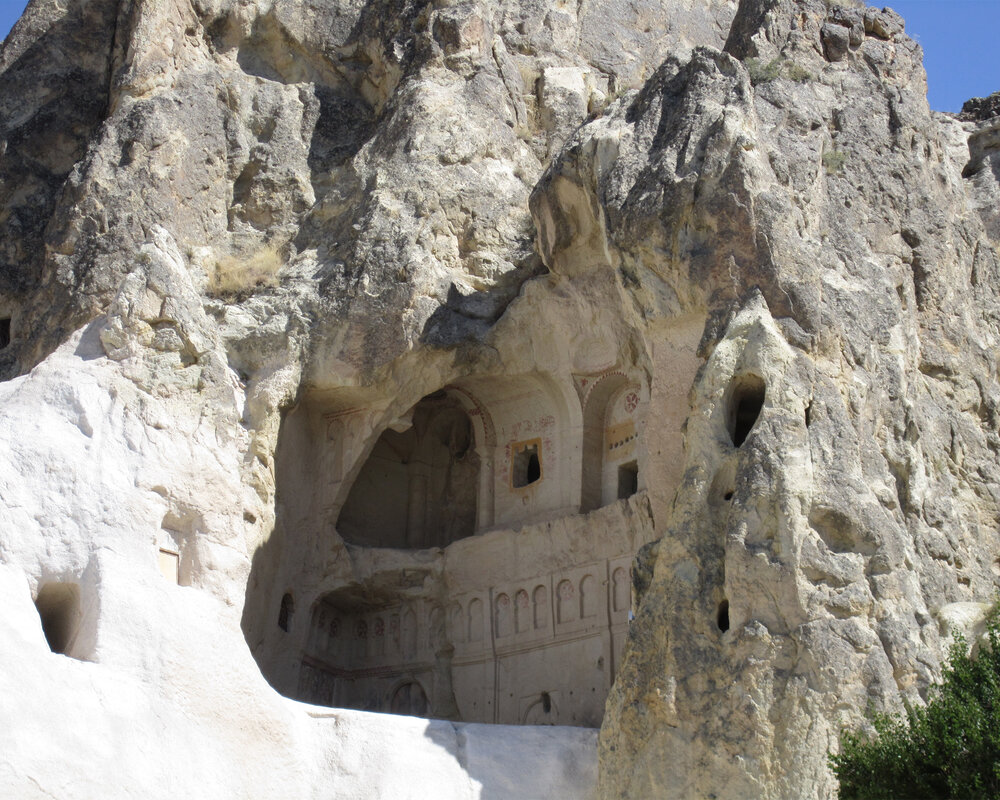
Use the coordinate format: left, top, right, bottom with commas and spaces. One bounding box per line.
0, 0, 997, 111
888, 0, 1000, 112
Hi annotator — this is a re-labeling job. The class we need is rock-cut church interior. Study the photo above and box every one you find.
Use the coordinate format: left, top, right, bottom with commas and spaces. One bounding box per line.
243, 367, 655, 727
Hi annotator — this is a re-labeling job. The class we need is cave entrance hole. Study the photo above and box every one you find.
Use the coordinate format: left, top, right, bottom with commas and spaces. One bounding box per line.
728, 375, 766, 448
337, 392, 480, 549
717, 599, 730, 632
35, 582, 81, 656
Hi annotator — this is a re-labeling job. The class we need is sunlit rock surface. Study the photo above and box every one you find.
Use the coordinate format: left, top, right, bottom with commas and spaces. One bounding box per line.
1, 0, 998, 797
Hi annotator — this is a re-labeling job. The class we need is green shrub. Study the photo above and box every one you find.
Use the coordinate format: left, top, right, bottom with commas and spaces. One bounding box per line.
746, 58, 782, 84
822, 148, 847, 174
745, 57, 813, 85
785, 62, 814, 83
829, 607, 1000, 799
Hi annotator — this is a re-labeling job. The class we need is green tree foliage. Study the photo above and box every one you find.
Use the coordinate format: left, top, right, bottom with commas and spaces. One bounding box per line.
829, 608, 1000, 799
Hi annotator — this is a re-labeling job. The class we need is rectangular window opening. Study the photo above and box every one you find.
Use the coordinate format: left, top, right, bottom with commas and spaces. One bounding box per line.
511, 440, 542, 488
617, 461, 638, 500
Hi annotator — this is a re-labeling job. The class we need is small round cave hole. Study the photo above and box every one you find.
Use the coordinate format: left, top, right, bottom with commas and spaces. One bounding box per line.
35, 582, 81, 655
717, 599, 730, 632
727, 374, 766, 448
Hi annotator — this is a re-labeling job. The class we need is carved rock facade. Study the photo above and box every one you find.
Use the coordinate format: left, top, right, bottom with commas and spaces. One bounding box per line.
1, 0, 999, 798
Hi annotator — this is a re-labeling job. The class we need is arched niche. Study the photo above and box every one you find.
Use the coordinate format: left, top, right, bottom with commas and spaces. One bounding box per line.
337, 391, 481, 549
390, 680, 429, 716
277, 593, 294, 632
457, 373, 581, 529
581, 374, 645, 512
297, 587, 443, 719
443, 384, 497, 531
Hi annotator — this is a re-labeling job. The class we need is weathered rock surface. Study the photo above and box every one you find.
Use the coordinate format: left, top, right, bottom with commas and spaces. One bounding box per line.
546, 1, 1000, 796
959, 91, 1000, 245
1, 0, 998, 797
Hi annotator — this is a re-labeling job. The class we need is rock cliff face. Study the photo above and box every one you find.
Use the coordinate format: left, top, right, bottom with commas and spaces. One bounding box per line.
0, 0, 998, 797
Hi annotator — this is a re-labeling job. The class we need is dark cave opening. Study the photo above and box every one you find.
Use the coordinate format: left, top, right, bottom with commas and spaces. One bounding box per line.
728, 375, 766, 448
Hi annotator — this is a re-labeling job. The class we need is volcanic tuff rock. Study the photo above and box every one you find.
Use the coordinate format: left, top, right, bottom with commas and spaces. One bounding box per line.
0, 0, 998, 797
